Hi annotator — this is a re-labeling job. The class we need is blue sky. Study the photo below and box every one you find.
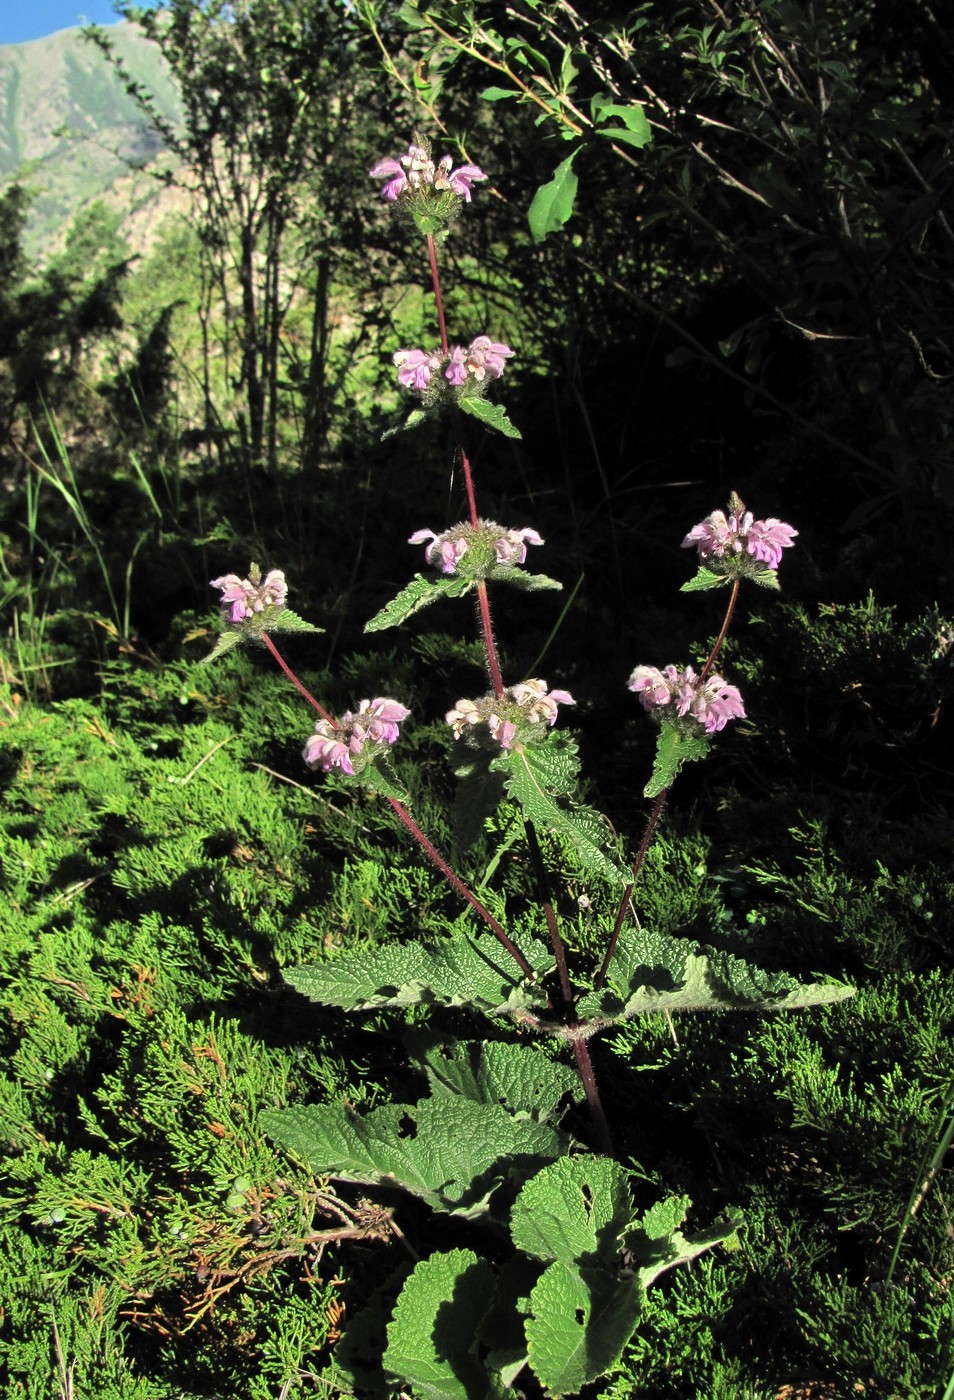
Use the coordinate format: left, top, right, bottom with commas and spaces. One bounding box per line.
0, 1, 125, 46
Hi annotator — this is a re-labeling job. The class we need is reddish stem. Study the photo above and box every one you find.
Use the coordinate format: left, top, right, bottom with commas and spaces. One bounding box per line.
260, 632, 338, 728
458, 447, 479, 527
524, 819, 573, 1010
569, 1030, 615, 1157
386, 797, 539, 985
426, 233, 450, 356
594, 787, 668, 992
699, 578, 741, 682
476, 581, 504, 697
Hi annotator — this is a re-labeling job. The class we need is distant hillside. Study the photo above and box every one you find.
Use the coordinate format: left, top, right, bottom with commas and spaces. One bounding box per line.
0, 21, 184, 261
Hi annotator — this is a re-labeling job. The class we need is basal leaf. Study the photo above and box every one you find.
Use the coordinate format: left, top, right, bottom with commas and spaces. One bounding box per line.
525, 1261, 642, 1396
412, 1036, 579, 1123
528, 151, 580, 242
284, 930, 553, 1018
458, 396, 522, 439
385, 1250, 502, 1400
365, 573, 472, 632
643, 720, 710, 798
511, 1157, 634, 1266
627, 1197, 742, 1290
262, 1095, 568, 1218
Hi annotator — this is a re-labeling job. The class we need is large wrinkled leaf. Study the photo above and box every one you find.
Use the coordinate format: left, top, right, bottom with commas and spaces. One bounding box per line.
284, 930, 553, 1019
262, 1095, 568, 1219
510, 1157, 633, 1266
412, 1036, 579, 1123
576, 924, 855, 1022
384, 1250, 504, 1400
525, 1262, 642, 1396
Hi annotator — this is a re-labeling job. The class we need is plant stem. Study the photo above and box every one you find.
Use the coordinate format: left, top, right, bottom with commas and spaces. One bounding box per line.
524, 819, 573, 1010
569, 1029, 615, 1157
426, 233, 450, 355
386, 797, 539, 984
260, 632, 338, 728
476, 580, 504, 696
700, 577, 741, 682
458, 447, 479, 527
594, 787, 669, 992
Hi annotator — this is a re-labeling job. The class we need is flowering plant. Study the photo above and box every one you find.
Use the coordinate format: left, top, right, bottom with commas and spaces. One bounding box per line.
199, 137, 849, 1399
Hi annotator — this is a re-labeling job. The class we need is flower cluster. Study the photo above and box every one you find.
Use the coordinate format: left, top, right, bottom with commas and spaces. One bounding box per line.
370, 142, 486, 205
395, 337, 514, 397
211, 565, 287, 624
682, 500, 797, 573
628, 665, 745, 734
447, 679, 574, 751
409, 520, 543, 575
303, 698, 410, 776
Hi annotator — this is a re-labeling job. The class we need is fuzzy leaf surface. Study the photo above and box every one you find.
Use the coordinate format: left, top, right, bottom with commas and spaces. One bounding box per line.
261, 1096, 568, 1218
525, 1262, 642, 1396
643, 720, 710, 797
263, 608, 323, 634
458, 396, 522, 439
680, 566, 732, 593
413, 1037, 579, 1123
365, 573, 472, 632
498, 743, 627, 885
485, 565, 562, 591
284, 932, 553, 1018
510, 1157, 634, 1265
384, 1249, 503, 1400
576, 925, 856, 1021
627, 1196, 742, 1290
198, 629, 243, 665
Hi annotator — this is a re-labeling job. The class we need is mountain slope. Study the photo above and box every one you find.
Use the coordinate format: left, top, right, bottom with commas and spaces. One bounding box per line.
0, 21, 183, 258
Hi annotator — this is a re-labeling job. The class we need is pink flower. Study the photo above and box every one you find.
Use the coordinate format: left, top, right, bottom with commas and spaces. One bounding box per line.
394, 348, 440, 391
493, 527, 543, 565
466, 336, 514, 380
211, 567, 287, 624
304, 697, 409, 775
745, 518, 798, 570
682, 503, 797, 571
447, 680, 574, 750
627, 664, 745, 734
444, 346, 469, 386
371, 142, 487, 204
409, 520, 543, 575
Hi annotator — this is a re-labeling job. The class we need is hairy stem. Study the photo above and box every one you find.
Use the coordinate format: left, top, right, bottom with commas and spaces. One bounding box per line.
594, 787, 668, 992
426, 233, 450, 356
569, 1030, 615, 1157
260, 632, 338, 728
476, 580, 504, 696
386, 798, 539, 984
700, 576, 741, 682
524, 819, 573, 1011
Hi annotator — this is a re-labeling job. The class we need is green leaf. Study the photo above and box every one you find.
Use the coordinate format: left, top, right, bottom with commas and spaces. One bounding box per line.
476, 1255, 539, 1391
680, 566, 732, 593
500, 743, 628, 885
528, 151, 580, 242
262, 607, 323, 634
525, 1261, 642, 1396
411, 1037, 579, 1123
627, 1197, 742, 1290
348, 749, 409, 802
486, 565, 562, 591
365, 573, 472, 632
575, 925, 856, 1023
480, 85, 517, 101
384, 1250, 501, 1400
643, 719, 710, 798
458, 396, 522, 439
383, 407, 429, 440
284, 930, 553, 1018
451, 751, 507, 851
510, 1157, 634, 1266
198, 628, 243, 665
261, 1096, 568, 1218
